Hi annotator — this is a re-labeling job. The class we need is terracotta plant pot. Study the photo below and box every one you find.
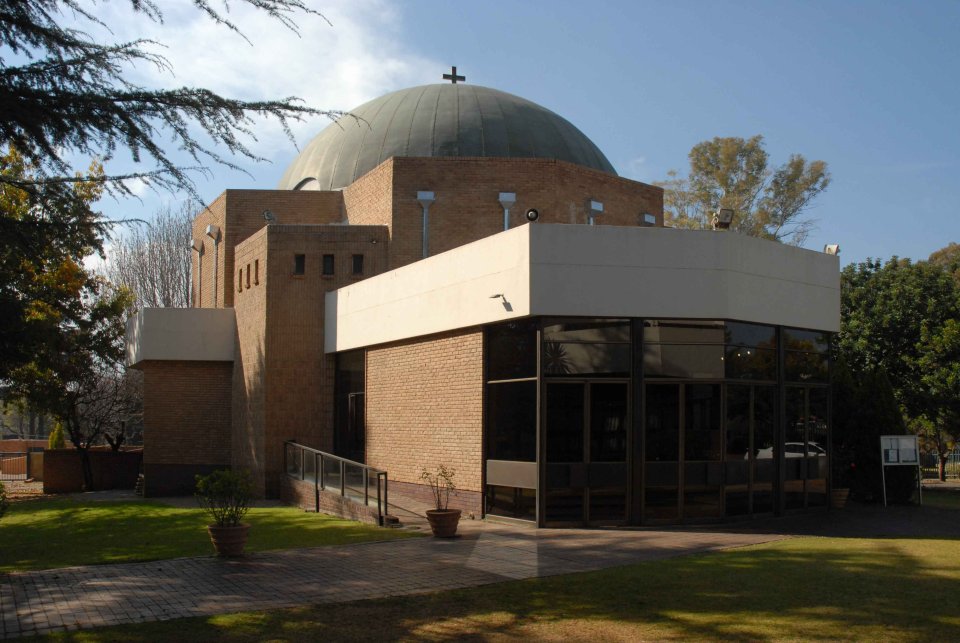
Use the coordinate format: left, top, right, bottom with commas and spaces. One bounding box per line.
830, 488, 850, 509
207, 523, 250, 557
425, 509, 461, 538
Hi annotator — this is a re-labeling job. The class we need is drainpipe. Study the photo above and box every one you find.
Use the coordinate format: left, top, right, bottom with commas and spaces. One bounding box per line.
205, 225, 221, 307
190, 238, 204, 307
417, 191, 435, 258
498, 192, 516, 231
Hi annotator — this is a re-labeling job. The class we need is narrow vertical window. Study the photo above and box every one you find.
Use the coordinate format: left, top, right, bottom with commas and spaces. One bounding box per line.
237, 269, 242, 292
322, 254, 335, 276
254, 259, 259, 285
352, 254, 364, 275
294, 254, 305, 275
245, 263, 251, 289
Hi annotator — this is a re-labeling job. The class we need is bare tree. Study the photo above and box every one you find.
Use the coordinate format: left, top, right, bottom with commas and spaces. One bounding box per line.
106, 203, 194, 309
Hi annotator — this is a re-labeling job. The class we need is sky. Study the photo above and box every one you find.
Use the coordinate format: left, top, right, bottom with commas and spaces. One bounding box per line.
64, 0, 960, 267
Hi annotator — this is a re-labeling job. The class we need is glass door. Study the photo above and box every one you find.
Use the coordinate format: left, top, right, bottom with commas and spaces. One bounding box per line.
544, 381, 628, 525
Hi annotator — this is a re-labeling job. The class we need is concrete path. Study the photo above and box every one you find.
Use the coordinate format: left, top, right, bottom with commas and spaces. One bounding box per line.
0, 519, 790, 639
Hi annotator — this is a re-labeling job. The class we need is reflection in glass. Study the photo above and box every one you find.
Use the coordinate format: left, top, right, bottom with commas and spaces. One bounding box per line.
807, 387, 829, 507
335, 350, 365, 463
546, 383, 583, 462
725, 322, 777, 348
486, 320, 538, 381
725, 347, 777, 381
543, 319, 630, 342
725, 385, 750, 516
487, 381, 537, 461
645, 384, 679, 520
684, 384, 722, 518
486, 485, 536, 521
590, 383, 628, 462
753, 387, 777, 514
544, 342, 630, 377
644, 344, 724, 379
784, 328, 830, 353
643, 320, 725, 344
785, 351, 829, 383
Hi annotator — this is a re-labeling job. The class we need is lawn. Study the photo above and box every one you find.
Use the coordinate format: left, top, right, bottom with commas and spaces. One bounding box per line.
0, 498, 417, 572
35, 535, 960, 642
923, 487, 960, 510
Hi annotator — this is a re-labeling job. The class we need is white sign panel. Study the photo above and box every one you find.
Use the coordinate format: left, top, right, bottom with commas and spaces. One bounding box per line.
881, 435, 919, 466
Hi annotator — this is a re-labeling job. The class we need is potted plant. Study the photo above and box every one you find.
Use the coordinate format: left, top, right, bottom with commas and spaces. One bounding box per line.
196, 469, 254, 556
420, 464, 460, 537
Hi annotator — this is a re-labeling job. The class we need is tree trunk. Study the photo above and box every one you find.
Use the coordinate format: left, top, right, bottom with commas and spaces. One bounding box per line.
939, 455, 949, 482
78, 445, 94, 491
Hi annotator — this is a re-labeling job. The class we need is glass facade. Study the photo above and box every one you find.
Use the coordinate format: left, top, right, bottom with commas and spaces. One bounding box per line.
482, 317, 832, 526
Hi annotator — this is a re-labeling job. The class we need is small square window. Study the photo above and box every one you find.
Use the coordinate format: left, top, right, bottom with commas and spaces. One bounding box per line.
254, 259, 259, 285
322, 254, 335, 276
352, 254, 364, 275
294, 254, 305, 275
642, 212, 657, 226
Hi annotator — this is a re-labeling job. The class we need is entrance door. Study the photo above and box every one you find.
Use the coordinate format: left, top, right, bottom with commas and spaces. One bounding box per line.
544, 381, 628, 525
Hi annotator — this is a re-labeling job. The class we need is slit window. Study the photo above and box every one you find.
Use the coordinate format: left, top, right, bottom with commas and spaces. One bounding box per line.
237, 269, 242, 292
352, 254, 364, 275
294, 254, 305, 275
245, 264, 251, 289
322, 254, 335, 276
254, 259, 259, 285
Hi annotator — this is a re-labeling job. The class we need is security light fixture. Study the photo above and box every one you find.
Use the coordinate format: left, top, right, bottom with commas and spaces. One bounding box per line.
587, 199, 603, 225
498, 192, 516, 231
824, 244, 841, 255
263, 210, 276, 223
712, 208, 735, 230
489, 293, 504, 299
525, 208, 540, 222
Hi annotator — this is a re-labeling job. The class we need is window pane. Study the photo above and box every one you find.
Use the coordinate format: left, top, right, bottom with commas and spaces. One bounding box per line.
643, 320, 725, 344
786, 351, 829, 383
486, 485, 536, 521
784, 328, 830, 353
322, 254, 335, 275
644, 344, 724, 379
352, 254, 363, 275
486, 320, 537, 381
725, 322, 777, 348
487, 381, 537, 462
544, 342, 630, 377
726, 385, 750, 461
590, 383, 627, 462
645, 384, 679, 462
725, 347, 777, 381
543, 319, 630, 342
685, 384, 721, 461
546, 383, 583, 462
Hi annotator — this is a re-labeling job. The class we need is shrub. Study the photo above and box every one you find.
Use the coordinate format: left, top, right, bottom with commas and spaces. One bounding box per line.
48, 421, 66, 449
195, 469, 254, 527
420, 464, 456, 510
0, 481, 7, 521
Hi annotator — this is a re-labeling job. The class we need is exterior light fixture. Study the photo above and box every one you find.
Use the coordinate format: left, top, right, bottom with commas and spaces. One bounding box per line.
205, 225, 222, 306
525, 208, 540, 222
587, 199, 603, 225
417, 191, 435, 258
263, 210, 276, 223
489, 293, 504, 300
712, 208, 735, 230
498, 192, 516, 231
824, 244, 840, 255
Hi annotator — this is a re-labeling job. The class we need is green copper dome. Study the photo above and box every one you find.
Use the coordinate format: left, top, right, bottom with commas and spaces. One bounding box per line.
279, 84, 617, 191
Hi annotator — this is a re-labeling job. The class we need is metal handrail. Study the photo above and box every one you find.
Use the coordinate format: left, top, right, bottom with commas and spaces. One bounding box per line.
283, 440, 389, 526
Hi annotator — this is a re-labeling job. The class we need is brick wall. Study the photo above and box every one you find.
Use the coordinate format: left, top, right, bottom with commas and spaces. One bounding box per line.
140, 360, 233, 495
232, 223, 389, 496
365, 329, 484, 493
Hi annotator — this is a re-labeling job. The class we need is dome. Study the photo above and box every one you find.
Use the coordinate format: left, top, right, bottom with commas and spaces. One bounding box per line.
278, 84, 617, 191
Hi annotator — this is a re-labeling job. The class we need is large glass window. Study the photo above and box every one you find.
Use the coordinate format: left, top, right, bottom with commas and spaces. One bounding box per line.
487, 381, 536, 461
725, 385, 751, 516
684, 384, 722, 518
334, 350, 365, 463
644, 384, 679, 521
486, 320, 538, 381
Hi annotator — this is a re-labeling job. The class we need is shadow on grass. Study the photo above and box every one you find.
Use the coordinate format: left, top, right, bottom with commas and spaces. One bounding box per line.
38, 536, 960, 642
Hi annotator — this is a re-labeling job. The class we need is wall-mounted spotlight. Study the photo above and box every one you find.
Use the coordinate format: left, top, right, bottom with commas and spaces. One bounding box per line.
489, 293, 504, 300
712, 208, 735, 230
525, 208, 540, 223
824, 244, 841, 255
587, 199, 604, 225
263, 210, 276, 223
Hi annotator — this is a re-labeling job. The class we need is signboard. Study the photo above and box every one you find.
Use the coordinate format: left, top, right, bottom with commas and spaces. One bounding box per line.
880, 434, 922, 507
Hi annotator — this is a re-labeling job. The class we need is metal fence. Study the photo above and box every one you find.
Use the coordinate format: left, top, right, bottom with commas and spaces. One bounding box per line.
283, 441, 389, 525
921, 449, 960, 479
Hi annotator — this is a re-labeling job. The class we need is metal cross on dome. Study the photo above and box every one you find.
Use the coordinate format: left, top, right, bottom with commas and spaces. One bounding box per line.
442, 66, 465, 84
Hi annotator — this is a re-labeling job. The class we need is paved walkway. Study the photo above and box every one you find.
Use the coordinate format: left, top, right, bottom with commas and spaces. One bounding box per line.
0, 520, 788, 639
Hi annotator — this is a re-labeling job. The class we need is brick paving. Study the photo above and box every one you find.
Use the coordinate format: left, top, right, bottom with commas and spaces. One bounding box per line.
0, 518, 788, 639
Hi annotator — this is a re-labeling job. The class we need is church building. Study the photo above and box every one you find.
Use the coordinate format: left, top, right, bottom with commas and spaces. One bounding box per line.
126, 72, 839, 527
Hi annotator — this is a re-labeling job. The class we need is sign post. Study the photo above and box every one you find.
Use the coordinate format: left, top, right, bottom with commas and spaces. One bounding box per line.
880, 435, 922, 507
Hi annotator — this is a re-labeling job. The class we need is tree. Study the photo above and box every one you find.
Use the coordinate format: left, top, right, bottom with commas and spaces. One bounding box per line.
657, 135, 831, 245
0, 0, 338, 197
915, 319, 960, 480
106, 203, 194, 309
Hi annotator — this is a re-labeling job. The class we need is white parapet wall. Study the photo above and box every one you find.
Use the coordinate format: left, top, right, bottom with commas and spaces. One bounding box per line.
325, 223, 840, 353
125, 307, 236, 366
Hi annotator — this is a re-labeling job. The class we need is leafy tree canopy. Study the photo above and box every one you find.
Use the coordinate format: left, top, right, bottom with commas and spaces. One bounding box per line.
656, 135, 830, 245
0, 0, 338, 197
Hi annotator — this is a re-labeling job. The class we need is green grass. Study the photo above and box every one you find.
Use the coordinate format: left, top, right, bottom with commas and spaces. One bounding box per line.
923, 488, 960, 510
33, 536, 960, 642
0, 498, 418, 572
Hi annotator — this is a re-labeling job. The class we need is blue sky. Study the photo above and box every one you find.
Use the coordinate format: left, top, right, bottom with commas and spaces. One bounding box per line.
81, 0, 959, 266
